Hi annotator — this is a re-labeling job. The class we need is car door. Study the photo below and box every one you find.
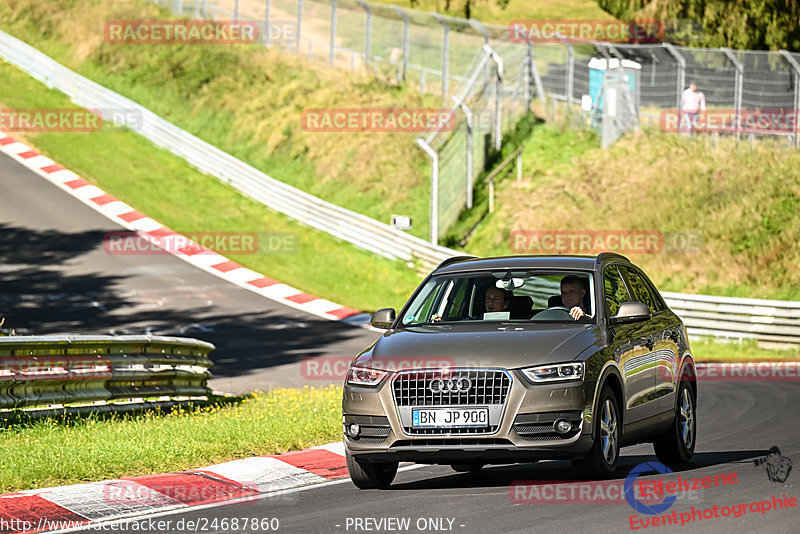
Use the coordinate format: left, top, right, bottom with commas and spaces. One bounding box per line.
622, 267, 684, 415
603, 264, 658, 424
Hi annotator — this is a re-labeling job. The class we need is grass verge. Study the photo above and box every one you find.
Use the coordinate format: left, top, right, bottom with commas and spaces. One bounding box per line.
0, 0, 437, 241
0, 60, 422, 313
0, 386, 342, 492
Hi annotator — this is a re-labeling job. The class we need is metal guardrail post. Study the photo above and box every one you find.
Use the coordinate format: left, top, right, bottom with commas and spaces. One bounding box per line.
565, 42, 574, 103
722, 48, 744, 141
415, 138, 439, 244
357, 1, 371, 67
393, 6, 410, 82
329, 0, 337, 66
433, 14, 449, 101
456, 100, 474, 208
296, 0, 303, 54
484, 44, 503, 151
263, 0, 271, 45
663, 43, 685, 113
779, 50, 800, 148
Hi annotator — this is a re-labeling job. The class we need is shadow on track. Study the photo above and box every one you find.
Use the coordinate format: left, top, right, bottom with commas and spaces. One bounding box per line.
387, 450, 772, 491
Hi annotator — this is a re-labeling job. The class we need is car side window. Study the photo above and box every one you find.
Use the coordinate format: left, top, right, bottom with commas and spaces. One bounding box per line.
619, 266, 659, 314
604, 265, 630, 317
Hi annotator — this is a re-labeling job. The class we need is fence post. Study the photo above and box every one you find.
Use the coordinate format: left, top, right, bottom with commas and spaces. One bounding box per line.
173, 0, 182, 15
722, 48, 743, 141
415, 139, 439, 245
663, 43, 685, 113
329, 0, 337, 66
484, 44, 503, 151
433, 14, 449, 101
779, 50, 800, 148
457, 101, 474, 208
469, 20, 490, 84
295, 0, 303, 54
234, 0, 239, 21
202, 0, 208, 18
566, 42, 574, 103
263, 0, 271, 45
357, 1, 371, 67
393, 6, 410, 82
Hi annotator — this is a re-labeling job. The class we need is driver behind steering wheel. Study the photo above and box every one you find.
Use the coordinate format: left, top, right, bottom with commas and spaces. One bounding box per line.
560, 275, 590, 321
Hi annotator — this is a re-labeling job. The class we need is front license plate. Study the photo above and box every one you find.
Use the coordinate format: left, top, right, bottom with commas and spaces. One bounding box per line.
411, 407, 489, 428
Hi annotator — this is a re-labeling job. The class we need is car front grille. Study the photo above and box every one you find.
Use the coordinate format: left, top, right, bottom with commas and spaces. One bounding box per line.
392, 369, 511, 407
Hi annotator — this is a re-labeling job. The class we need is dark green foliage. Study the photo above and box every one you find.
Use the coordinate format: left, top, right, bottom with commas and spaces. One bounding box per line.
599, 0, 800, 50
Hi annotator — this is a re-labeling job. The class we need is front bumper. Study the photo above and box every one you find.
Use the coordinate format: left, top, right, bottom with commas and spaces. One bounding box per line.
342, 368, 595, 464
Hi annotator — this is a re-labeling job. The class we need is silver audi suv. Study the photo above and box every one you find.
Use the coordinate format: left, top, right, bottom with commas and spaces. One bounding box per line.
343, 253, 697, 488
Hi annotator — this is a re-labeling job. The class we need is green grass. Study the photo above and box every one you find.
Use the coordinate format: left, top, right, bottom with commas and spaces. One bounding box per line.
0, 60, 422, 312
691, 339, 800, 362
460, 118, 800, 302
0, 0, 437, 242
366, 0, 615, 24
0, 386, 342, 492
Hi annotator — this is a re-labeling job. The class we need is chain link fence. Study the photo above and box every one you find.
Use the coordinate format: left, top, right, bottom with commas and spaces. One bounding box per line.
148, 0, 800, 242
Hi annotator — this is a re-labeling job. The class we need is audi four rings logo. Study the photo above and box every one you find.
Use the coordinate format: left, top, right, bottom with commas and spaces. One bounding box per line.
429, 377, 472, 393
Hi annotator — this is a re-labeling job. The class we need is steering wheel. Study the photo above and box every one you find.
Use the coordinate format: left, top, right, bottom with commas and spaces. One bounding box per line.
536, 306, 574, 320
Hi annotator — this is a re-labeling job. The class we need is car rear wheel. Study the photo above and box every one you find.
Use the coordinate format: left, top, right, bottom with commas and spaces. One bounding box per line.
451, 463, 484, 473
346, 449, 398, 489
572, 386, 620, 479
653, 380, 696, 465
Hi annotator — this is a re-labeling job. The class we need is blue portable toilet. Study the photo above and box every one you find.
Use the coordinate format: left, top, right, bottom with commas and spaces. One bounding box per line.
587, 58, 641, 128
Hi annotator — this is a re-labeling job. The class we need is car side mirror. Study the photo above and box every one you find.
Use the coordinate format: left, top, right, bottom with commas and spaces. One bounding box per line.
370, 308, 396, 329
610, 301, 651, 325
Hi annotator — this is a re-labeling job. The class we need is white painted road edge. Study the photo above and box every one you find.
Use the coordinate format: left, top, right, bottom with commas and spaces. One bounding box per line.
0, 130, 372, 329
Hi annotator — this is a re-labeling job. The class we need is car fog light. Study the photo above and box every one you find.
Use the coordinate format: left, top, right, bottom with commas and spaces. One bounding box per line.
554, 419, 572, 434
348, 422, 361, 438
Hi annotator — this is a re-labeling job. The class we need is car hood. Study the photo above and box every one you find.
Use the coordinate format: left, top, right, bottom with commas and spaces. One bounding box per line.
353, 323, 603, 371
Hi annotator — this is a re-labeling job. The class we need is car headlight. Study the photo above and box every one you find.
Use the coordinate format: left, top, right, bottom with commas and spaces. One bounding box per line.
521, 362, 584, 383
346, 366, 389, 387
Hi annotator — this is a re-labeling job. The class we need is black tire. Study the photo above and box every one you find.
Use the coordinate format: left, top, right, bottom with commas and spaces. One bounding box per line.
653, 380, 696, 465
345, 449, 398, 489
451, 463, 484, 473
572, 386, 620, 479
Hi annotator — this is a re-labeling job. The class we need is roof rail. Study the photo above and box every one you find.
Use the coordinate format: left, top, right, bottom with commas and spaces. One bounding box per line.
435, 255, 477, 270
596, 252, 630, 264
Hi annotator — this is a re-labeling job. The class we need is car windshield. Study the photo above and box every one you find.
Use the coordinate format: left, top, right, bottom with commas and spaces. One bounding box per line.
399, 270, 596, 326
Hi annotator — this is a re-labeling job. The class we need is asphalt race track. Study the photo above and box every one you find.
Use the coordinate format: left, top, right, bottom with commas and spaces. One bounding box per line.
0, 152, 380, 394
71, 381, 799, 534
2, 152, 798, 533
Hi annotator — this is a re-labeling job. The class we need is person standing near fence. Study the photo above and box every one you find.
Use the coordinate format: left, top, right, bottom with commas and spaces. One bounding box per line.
681, 82, 706, 134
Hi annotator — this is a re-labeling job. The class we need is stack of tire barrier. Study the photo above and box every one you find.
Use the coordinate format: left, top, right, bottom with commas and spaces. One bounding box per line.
0, 335, 214, 415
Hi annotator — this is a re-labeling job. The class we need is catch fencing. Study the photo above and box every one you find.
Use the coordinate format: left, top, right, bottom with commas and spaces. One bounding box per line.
0, 335, 214, 413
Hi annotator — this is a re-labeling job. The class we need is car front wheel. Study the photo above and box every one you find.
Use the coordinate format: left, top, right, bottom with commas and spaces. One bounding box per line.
653, 380, 696, 465
572, 385, 620, 479
346, 449, 398, 489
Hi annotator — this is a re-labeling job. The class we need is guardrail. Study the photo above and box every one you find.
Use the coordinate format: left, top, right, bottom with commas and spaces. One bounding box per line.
0, 335, 214, 413
0, 29, 458, 272
1, 30, 799, 347
661, 292, 800, 347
